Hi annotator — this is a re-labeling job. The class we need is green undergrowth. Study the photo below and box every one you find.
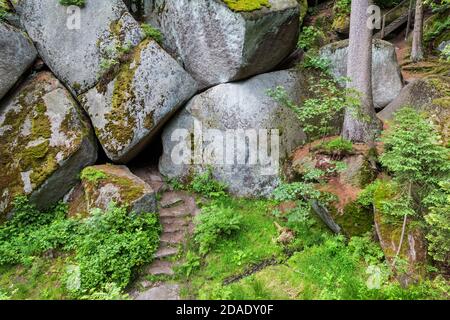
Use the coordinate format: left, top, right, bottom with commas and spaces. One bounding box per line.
178, 197, 287, 299
0, 197, 160, 299
0, 0, 10, 21
219, 235, 448, 300
0, 256, 69, 300
173, 168, 448, 300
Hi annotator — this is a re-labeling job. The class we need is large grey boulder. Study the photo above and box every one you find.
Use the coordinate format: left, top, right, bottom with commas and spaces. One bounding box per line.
144, 0, 301, 89
159, 69, 308, 197
79, 39, 198, 163
12, 0, 145, 95
378, 76, 450, 121
0, 23, 37, 100
320, 39, 404, 109
0, 72, 97, 220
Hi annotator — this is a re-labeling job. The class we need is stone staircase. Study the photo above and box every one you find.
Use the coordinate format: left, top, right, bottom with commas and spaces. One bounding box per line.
147, 190, 199, 276
129, 166, 200, 300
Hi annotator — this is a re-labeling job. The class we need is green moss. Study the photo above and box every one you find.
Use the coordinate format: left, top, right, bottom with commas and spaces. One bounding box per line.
432, 97, 450, 109
332, 15, 350, 33
373, 181, 396, 215
336, 202, 374, 237
0, 90, 57, 211
181, 198, 286, 299
22, 141, 50, 161
80, 167, 107, 184
222, 0, 270, 12
109, 175, 144, 204
97, 40, 149, 154
144, 111, 155, 130
0, 75, 87, 218
72, 82, 81, 92
374, 211, 417, 259
81, 165, 145, 210
31, 102, 52, 139
428, 76, 450, 95
358, 158, 377, 188
298, 0, 308, 25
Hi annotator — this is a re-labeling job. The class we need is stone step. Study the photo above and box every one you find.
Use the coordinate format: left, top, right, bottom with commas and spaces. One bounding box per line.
135, 284, 180, 300
159, 206, 191, 218
163, 222, 190, 233
160, 216, 191, 227
146, 260, 174, 276
154, 246, 179, 259
160, 195, 185, 209
160, 231, 186, 245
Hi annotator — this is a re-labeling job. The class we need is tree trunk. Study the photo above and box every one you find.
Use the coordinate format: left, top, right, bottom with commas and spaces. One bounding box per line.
342, 0, 382, 144
411, 0, 424, 62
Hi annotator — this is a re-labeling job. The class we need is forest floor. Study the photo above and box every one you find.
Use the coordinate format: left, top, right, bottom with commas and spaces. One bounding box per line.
391, 28, 449, 81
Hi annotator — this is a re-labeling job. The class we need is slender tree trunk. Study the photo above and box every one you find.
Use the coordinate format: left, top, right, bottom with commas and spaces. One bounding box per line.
411, 0, 424, 62
393, 181, 412, 267
342, 0, 382, 144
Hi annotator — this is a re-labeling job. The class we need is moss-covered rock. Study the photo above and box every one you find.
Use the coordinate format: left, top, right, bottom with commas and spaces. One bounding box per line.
222, 0, 271, 12
68, 164, 157, 216
331, 201, 374, 237
374, 211, 428, 286
378, 75, 450, 145
297, 0, 308, 26
0, 72, 97, 220
79, 38, 198, 163
12, 0, 145, 95
144, 0, 300, 89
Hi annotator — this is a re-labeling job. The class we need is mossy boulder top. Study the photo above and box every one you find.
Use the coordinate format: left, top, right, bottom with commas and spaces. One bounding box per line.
0, 72, 97, 220
144, 0, 301, 88
79, 39, 198, 163
0, 22, 37, 101
159, 69, 308, 197
69, 164, 157, 216
12, 0, 145, 96
320, 39, 404, 109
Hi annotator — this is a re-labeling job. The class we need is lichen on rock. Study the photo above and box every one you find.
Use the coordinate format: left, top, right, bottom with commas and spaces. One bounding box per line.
80, 38, 198, 163
0, 72, 97, 219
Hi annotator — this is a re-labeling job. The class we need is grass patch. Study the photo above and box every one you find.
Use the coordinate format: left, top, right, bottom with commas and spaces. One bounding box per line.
215, 235, 449, 300
0, 256, 70, 300
179, 197, 286, 298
